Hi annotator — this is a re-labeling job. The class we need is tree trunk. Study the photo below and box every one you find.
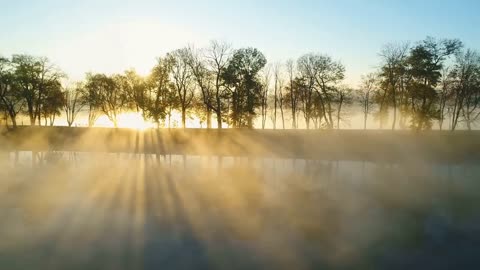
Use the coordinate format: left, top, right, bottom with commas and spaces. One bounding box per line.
292, 109, 296, 129
182, 108, 186, 128
280, 105, 285, 129
216, 110, 222, 129
206, 108, 212, 129
392, 88, 397, 130
364, 112, 367, 130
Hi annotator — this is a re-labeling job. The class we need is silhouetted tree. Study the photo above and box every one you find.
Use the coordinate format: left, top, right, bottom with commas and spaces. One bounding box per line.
185, 46, 215, 128
333, 85, 353, 129
404, 37, 462, 130
63, 82, 85, 127
41, 85, 64, 126
121, 69, 149, 119
438, 68, 454, 130
297, 53, 345, 129
272, 63, 285, 129
358, 73, 378, 129
168, 48, 195, 128
449, 49, 480, 130
378, 43, 409, 129
147, 56, 175, 127
0, 57, 23, 127
82, 74, 102, 127
85, 73, 126, 127
285, 59, 299, 129
222, 48, 267, 128
295, 76, 315, 128
205, 40, 231, 129
260, 65, 271, 129
11, 55, 64, 125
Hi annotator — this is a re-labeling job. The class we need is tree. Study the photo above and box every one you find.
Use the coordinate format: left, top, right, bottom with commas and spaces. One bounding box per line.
358, 73, 377, 129
272, 63, 285, 129
378, 43, 409, 129
285, 59, 299, 129
0, 57, 23, 127
259, 65, 271, 129
63, 82, 85, 127
168, 48, 195, 128
297, 53, 345, 129
185, 46, 215, 128
295, 76, 315, 129
147, 56, 175, 127
205, 40, 231, 129
449, 49, 480, 130
404, 37, 462, 130
438, 68, 454, 130
82, 74, 102, 127
11, 55, 64, 125
121, 69, 149, 119
85, 73, 126, 128
41, 85, 64, 126
333, 85, 353, 129
222, 47, 267, 128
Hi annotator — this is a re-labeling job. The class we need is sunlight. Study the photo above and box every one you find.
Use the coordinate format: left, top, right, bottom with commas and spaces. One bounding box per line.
117, 112, 154, 130
167, 111, 204, 128
95, 112, 154, 130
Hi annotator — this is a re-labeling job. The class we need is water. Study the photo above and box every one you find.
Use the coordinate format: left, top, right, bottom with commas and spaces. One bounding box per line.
0, 152, 479, 269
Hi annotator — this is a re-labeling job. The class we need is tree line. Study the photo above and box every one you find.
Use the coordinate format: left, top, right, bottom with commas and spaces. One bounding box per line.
1, 37, 479, 130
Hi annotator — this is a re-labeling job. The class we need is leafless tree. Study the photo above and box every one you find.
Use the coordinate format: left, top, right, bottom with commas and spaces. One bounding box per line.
297, 53, 345, 129
358, 73, 377, 129
205, 40, 231, 128
438, 68, 453, 130
168, 48, 195, 128
186, 46, 215, 128
272, 63, 285, 129
378, 42, 409, 130
260, 64, 271, 129
449, 49, 480, 130
285, 59, 299, 128
63, 82, 85, 127
333, 85, 353, 129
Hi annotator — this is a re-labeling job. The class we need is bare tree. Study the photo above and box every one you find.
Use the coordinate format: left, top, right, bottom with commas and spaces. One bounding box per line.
285, 59, 299, 128
438, 68, 453, 130
272, 63, 286, 129
260, 65, 271, 129
358, 73, 377, 129
378, 42, 409, 130
168, 48, 195, 128
205, 40, 231, 128
297, 53, 345, 129
278, 75, 285, 129
85, 73, 126, 128
333, 85, 353, 129
449, 50, 480, 130
63, 82, 85, 127
186, 46, 215, 128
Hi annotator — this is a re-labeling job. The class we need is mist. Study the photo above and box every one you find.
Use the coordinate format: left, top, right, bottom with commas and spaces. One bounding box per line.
1, 128, 480, 269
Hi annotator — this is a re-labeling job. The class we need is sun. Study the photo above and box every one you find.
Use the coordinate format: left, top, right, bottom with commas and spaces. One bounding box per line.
116, 112, 154, 130
93, 110, 214, 129
94, 112, 154, 130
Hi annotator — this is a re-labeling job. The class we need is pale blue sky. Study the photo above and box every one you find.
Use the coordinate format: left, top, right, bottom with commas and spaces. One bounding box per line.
1, 0, 479, 85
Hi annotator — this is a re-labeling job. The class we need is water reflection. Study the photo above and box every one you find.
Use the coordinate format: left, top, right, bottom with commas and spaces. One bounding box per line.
0, 152, 479, 269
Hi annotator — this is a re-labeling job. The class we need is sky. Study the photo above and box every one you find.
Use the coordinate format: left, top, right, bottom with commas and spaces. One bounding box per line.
1, 0, 479, 86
